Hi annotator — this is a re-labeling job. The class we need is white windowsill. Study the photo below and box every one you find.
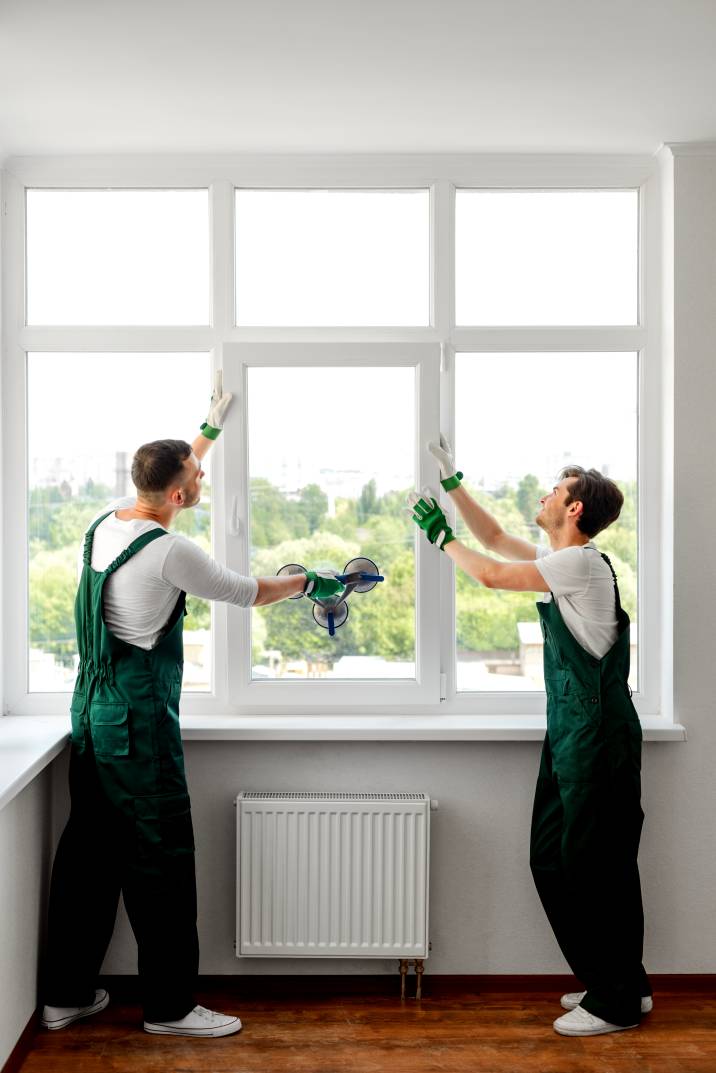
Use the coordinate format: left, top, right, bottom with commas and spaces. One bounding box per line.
0, 717, 70, 811
0, 714, 686, 814
178, 714, 687, 742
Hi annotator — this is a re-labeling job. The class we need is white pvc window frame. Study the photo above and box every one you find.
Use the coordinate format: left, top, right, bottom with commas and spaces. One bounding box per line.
0, 154, 666, 721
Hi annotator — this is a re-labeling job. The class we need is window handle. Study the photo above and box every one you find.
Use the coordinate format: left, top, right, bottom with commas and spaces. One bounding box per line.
229, 495, 242, 537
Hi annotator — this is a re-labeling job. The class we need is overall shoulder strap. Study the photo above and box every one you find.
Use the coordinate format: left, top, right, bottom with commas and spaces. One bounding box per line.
600, 552, 624, 617
103, 528, 168, 576
82, 511, 114, 566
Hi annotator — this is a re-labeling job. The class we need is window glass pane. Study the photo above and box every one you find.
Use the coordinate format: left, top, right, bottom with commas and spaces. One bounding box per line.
248, 366, 415, 679
456, 190, 638, 326
236, 190, 430, 326
28, 353, 212, 692
455, 353, 638, 692
26, 190, 209, 325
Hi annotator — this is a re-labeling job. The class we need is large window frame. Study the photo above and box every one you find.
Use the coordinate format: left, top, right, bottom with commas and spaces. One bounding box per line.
1, 155, 667, 722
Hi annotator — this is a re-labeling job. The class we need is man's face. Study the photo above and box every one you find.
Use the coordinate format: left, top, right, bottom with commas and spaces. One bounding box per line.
176, 453, 204, 510
535, 478, 579, 533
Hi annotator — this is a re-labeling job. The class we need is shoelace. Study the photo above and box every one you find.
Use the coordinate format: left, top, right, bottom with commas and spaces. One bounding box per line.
193, 1006, 216, 1022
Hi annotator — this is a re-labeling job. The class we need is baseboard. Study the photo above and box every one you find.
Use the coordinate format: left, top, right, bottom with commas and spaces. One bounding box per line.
97, 972, 716, 1001
1, 1012, 39, 1073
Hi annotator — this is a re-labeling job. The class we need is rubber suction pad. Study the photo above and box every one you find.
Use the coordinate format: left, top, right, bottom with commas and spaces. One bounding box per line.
277, 562, 307, 599
312, 600, 349, 632
343, 557, 381, 593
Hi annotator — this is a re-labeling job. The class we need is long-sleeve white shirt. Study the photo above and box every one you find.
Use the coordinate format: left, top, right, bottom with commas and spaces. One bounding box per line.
82, 497, 257, 650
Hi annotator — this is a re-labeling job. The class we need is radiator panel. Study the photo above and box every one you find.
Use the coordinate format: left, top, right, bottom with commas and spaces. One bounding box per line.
236, 792, 430, 958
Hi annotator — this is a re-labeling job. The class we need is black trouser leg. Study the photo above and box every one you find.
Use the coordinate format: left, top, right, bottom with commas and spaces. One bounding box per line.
560, 775, 647, 1025
120, 786, 199, 1025
530, 748, 592, 983
530, 740, 648, 1027
43, 746, 122, 1007
122, 856, 199, 1023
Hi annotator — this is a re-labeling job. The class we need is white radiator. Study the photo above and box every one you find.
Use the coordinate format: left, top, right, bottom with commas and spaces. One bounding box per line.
236, 791, 431, 958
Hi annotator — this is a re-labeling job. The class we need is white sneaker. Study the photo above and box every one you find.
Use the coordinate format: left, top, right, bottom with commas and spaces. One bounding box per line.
554, 1005, 638, 1036
144, 1004, 242, 1038
561, 990, 653, 1013
42, 989, 109, 1030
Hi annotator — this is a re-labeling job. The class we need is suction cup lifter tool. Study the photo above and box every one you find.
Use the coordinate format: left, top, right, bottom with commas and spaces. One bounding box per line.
276, 558, 384, 637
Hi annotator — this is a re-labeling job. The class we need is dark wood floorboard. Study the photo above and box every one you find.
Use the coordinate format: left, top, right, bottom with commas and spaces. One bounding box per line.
15, 987, 716, 1073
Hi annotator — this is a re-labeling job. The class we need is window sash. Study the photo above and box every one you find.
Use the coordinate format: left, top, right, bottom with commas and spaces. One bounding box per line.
222, 342, 441, 710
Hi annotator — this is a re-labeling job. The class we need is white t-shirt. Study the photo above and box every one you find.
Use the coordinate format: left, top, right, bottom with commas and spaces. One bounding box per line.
82, 498, 258, 650
533, 542, 618, 659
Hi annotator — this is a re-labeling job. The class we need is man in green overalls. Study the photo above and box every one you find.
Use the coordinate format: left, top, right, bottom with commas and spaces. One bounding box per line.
409, 438, 651, 1037
41, 381, 344, 1038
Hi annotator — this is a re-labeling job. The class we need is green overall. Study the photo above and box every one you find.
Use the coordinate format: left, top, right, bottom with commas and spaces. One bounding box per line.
44, 511, 199, 1022
530, 551, 650, 1026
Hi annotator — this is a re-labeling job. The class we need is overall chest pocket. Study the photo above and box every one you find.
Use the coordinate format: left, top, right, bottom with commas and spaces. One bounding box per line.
89, 701, 130, 757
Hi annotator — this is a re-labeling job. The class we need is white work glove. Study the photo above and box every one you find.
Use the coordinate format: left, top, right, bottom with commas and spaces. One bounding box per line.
428, 435, 463, 491
200, 371, 233, 440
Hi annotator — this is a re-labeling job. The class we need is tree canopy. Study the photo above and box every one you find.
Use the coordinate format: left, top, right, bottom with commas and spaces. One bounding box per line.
28, 473, 638, 671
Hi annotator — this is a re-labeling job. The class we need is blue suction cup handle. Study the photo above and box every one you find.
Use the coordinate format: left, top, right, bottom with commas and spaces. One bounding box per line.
335, 571, 384, 584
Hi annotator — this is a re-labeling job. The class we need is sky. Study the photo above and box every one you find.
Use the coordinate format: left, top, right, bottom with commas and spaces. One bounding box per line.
26, 187, 638, 499
28, 351, 636, 503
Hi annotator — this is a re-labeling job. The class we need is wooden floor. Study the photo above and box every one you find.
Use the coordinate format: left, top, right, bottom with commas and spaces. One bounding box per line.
15, 983, 716, 1073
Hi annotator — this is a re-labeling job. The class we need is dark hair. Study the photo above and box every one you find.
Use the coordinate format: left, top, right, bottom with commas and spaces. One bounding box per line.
131, 439, 192, 498
560, 466, 624, 538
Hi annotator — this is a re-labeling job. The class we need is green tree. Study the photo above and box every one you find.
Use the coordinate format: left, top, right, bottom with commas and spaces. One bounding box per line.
29, 548, 78, 666
185, 596, 210, 632
28, 485, 65, 545
348, 550, 414, 660
359, 514, 413, 571
517, 474, 544, 526
78, 479, 113, 500
48, 501, 100, 549
251, 478, 308, 547
357, 479, 379, 522
598, 480, 637, 573
323, 497, 358, 540
456, 572, 539, 654
297, 483, 328, 534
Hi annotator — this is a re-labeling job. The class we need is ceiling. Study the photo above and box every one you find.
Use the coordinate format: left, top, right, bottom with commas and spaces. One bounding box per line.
1, 0, 715, 159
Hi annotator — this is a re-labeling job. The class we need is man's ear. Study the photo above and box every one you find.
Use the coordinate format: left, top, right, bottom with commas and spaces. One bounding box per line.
567, 498, 583, 521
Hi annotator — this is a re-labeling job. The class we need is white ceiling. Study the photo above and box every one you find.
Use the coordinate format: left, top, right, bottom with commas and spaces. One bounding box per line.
1, 0, 716, 159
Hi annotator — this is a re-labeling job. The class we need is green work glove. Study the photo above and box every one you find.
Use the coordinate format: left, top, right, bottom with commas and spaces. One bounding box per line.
406, 490, 455, 549
428, 434, 463, 491
200, 371, 233, 440
304, 570, 346, 601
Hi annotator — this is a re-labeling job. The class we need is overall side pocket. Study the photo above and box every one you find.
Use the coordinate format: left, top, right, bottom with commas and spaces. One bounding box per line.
89, 700, 130, 757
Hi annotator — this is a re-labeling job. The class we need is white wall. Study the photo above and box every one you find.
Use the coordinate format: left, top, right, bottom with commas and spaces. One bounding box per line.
0, 769, 54, 1067
91, 149, 716, 979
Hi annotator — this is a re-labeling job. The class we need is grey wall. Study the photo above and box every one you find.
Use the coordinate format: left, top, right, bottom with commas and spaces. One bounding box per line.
0, 769, 54, 1067
89, 739, 699, 977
